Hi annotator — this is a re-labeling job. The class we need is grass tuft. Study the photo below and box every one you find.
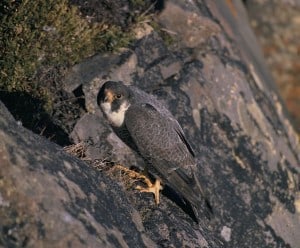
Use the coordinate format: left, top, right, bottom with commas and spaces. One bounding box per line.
0, 0, 135, 110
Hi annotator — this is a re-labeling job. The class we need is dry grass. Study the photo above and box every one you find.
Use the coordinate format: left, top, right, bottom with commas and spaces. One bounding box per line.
63, 142, 151, 190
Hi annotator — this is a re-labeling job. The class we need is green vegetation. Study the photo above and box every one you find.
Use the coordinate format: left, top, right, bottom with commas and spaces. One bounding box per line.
0, 0, 135, 111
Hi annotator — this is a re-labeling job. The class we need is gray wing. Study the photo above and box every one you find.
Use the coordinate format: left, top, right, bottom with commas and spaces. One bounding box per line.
125, 103, 204, 206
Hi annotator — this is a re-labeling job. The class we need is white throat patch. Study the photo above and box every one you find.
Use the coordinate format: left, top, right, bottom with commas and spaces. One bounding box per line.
101, 101, 130, 127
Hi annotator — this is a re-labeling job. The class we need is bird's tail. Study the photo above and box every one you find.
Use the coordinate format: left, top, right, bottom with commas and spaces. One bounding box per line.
169, 167, 213, 222
185, 171, 213, 222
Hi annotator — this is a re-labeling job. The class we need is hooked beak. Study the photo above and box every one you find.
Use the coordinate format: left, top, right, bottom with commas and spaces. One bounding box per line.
103, 90, 114, 104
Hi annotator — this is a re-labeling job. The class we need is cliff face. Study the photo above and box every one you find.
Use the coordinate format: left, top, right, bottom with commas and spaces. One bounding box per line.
0, 102, 158, 248
1, 1, 299, 247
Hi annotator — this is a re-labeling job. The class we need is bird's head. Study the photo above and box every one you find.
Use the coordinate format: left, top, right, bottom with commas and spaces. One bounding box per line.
97, 81, 131, 127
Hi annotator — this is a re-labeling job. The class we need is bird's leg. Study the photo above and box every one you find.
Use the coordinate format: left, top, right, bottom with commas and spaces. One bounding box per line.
136, 179, 162, 205
110, 165, 162, 204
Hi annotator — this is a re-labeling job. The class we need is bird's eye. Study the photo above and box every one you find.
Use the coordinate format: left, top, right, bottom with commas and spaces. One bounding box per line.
116, 94, 122, 99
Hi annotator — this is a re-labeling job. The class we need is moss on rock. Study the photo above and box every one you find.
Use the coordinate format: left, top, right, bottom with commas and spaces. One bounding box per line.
0, 0, 137, 111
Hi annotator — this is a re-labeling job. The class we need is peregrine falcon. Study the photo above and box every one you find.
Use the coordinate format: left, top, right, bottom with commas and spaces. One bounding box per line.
97, 81, 211, 219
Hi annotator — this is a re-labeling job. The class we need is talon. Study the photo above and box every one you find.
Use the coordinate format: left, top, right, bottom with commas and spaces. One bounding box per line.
136, 179, 162, 205
111, 165, 163, 205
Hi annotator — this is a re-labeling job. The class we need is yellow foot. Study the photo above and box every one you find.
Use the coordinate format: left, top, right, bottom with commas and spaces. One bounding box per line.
136, 179, 162, 205
110, 165, 163, 204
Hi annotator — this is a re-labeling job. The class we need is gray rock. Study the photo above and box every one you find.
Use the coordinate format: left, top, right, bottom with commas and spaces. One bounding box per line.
0, 101, 156, 247
64, 1, 300, 247
1, 0, 300, 247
